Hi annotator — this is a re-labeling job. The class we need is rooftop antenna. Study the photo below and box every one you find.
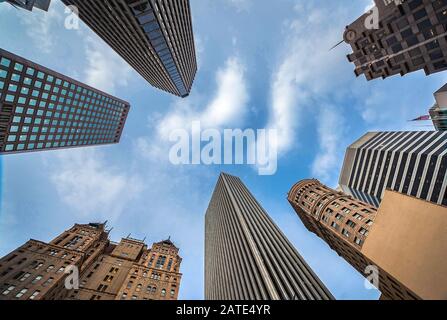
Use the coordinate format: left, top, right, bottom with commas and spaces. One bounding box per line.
329, 39, 344, 51
127, 233, 131, 239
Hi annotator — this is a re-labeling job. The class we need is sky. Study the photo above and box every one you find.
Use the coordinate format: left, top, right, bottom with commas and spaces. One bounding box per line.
0, 0, 445, 300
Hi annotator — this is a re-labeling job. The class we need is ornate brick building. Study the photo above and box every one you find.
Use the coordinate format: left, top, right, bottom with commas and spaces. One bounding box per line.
0, 223, 182, 300
288, 179, 447, 300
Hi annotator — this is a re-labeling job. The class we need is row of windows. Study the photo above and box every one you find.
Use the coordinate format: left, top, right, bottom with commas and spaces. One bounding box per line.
1, 285, 40, 300
0, 56, 127, 110
6, 103, 123, 124
4, 137, 116, 152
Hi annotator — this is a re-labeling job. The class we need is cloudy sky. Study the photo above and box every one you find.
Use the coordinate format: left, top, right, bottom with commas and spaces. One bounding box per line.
0, 0, 445, 300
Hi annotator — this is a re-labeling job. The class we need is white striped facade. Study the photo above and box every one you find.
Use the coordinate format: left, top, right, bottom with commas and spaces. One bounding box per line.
339, 131, 447, 207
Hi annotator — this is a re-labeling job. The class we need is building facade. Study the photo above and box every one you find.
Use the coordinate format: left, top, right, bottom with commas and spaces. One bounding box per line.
288, 179, 447, 300
339, 131, 447, 207
430, 83, 447, 131
0, 223, 182, 300
0, 48, 130, 155
1, 0, 51, 11
205, 173, 334, 300
61, 0, 197, 98
344, 0, 447, 80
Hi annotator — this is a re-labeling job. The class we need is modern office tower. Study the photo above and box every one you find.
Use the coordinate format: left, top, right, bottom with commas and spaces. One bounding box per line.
61, 0, 197, 98
204, 173, 334, 300
288, 179, 447, 300
0, 49, 130, 155
0, 223, 182, 300
344, 0, 447, 80
339, 131, 447, 207
1, 0, 51, 11
430, 83, 447, 130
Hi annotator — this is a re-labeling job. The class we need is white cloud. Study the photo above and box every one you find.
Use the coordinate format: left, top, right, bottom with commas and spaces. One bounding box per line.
268, 5, 351, 155
83, 36, 132, 94
135, 56, 249, 162
17, 1, 63, 53
49, 149, 143, 222
158, 56, 248, 137
226, 0, 251, 11
311, 105, 346, 186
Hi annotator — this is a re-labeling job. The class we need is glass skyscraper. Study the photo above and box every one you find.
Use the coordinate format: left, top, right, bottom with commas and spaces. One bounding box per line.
0, 48, 130, 155
1, 0, 51, 11
61, 0, 197, 98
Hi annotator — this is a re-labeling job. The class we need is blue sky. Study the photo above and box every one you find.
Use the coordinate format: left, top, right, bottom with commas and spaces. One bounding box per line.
0, 0, 445, 300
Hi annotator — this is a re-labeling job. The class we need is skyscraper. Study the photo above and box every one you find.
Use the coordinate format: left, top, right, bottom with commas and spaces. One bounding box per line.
1, 0, 51, 11
0, 48, 130, 155
344, 0, 447, 80
288, 179, 447, 300
430, 83, 447, 131
0, 223, 182, 300
204, 173, 334, 300
339, 131, 447, 207
61, 0, 197, 98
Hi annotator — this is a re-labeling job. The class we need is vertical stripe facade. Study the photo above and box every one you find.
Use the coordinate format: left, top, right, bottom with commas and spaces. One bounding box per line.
205, 173, 334, 300
340, 131, 447, 207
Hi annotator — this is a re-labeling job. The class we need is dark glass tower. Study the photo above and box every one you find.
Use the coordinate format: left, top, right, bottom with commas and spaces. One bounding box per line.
344, 0, 447, 80
1, 0, 51, 11
204, 173, 334, 300
61, 0, 197, 98
0, 48, 130, 155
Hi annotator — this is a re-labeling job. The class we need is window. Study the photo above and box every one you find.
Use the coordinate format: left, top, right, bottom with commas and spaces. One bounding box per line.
353, 213, 363, 220
19, 273, 31, 282
170, 289, 175, 297
43, 277, 54, 286
341, 229, 350, 238
29, 290, 40, 300
161, 289, 166, 296
32, 261, 44, 270
32, 275, 43, 284
2, 285, 15, 296
167, 258, 173, 271
97, 284, 108, 292
0, 57, 11, 67
46, 265, 54, 272
354, 237, 363, 246
359, 228, 369, 236
15, 288, 28, 298
366, 220, 374, 226
346, 220, 356, 228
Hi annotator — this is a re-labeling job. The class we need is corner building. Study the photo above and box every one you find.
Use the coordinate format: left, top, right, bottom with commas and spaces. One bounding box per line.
0, 223, 182, 300
344, 0, 447, 80
288, 179, 447, 300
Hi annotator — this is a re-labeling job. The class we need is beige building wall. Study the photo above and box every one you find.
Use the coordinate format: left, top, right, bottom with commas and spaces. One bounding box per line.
362, 190, 447, 300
